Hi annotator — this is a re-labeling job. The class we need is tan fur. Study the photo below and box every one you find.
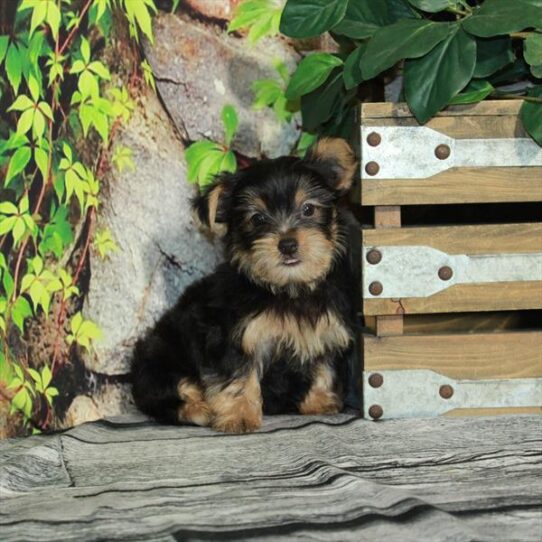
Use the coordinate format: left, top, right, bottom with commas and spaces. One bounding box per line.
311, 138, 357, 193
206, 371, 263, 433
195, 184, 227, 236
232, 227, 340, 293
177, 379, 212, 426
299, 363, 342, 415
238, 309, 351, 363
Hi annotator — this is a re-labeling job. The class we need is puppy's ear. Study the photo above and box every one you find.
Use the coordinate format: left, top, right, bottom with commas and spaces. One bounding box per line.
192, 174, 235, 237
305, 138, 357, 194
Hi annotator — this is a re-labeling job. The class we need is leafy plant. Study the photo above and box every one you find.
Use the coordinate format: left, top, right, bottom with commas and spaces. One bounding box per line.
0, 0, 158, 433
229, 0, 284, 43
185, 105, 239, 187
277, 0, 542, 143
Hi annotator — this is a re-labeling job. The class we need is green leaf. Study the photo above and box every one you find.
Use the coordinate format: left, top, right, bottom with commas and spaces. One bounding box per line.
300, 69, 343, 131
333, 0, 393, 39
94, 228, 119, 259
474, 37, 515, 78
404, 26, 477, 123
8, 95, 34, 112
30, 0, 48, 38
295, 132, 318, 157
343, 44, 366, 90
11, 296, 33, 333
463, 0, 542, 38
42, 365, 52, 389
525, 33, 542, 77
286, 53, 343, 99
280, 0, 349, 38
112, 145, 135, 173
6, 43, 23, 93
0, 35, 8, 64
228, 0, 283, 43
407, 0, 456, 12
221, 105, 239, 147
361, 19, 451, 80
449, 79, 494, 105
16, 109, 34, 136
6, 146, 31, 185
0, 201, 18, 215
88, 61, 111, 80
520, 86, 542, 145
46, 0, 61, 41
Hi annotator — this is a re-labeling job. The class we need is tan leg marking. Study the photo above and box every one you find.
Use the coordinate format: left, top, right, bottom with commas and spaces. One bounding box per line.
299, 363, 342, 415
177, 378, 212, 427
206, 371, 263, 433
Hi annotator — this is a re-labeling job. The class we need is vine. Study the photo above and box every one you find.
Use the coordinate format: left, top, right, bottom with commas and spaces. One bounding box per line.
0, 0, 159, 434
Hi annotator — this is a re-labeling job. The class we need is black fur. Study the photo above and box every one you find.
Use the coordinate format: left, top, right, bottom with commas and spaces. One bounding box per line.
131, 141, 357, 431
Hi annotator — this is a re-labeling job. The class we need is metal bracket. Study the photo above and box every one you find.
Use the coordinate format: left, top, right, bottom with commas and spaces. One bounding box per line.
363, 246, 542, 299
363, 369, 542, 419
361, 126, 542, 179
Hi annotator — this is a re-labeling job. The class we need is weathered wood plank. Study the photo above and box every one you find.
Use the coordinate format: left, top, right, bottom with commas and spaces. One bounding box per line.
363, 223, 542, 255
363, 281, 542, 315
1, 414, 541, 541
362, 114, 526, 139
361, 168, 542, 205
363, 331, 542, 380
445, 407, 542, 416
361, 100, 523, 119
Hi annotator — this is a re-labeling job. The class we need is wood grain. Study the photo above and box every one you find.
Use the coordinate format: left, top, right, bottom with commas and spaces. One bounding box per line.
444, 407, 542, 417
363, 330, 542, 380
363, 223, 542, 255
362, 114, 526, 139
364, 281, 542, 315
1, 414, 541, 541
361, 168, 542, 205
361, 100, 523, 119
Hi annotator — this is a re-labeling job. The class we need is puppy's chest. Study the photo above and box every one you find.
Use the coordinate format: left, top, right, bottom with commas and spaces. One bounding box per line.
237, 308, 351, 363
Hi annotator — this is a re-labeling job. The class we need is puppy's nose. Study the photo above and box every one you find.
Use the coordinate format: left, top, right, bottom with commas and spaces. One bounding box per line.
278, 238, 298, 256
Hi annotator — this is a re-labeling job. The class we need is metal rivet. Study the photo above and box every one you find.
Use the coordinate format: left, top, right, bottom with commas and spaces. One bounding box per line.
369, 281, 383, 296
368, 373, 383, 388
368, 404, 383, 420
367, 132, 381, 147
435, 144, 451, 160
439, 384, 454, 399
438, 266, 453, 281
366, 249, 382, 265
365, 161, 380, 176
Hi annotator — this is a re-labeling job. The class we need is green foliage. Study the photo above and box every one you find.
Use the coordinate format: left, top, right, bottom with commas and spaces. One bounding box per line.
0, 0, 159, 432
94, 228, 119, 259
277, 0, 542, 142
229, 0, 283, 43
252, 60, 298, 123
185, 105, 239, 187
66, 311, 102, 351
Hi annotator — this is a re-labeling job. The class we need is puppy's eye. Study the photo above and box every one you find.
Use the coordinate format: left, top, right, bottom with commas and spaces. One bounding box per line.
302, 203, 315, 217
251, 213, 266, 226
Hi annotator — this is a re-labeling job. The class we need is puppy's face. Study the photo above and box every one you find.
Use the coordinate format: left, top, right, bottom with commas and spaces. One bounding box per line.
193, 138, 357, 290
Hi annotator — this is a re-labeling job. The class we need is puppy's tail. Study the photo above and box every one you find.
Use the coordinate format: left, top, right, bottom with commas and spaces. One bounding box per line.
131, 337, 181, 425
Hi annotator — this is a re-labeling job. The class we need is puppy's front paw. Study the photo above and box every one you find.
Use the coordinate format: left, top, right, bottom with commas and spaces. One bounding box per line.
212, 396, 262, 433
299, 390, 342, 415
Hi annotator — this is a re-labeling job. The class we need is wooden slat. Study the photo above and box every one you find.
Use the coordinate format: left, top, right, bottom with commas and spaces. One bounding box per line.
361, 167, 542, 205
444, 407, 542, 417
374, 205, 401, 228
363, 331, 542, 380
364, 281, 542, 316
363, 223, 542, 255
361, 100, 523, 119
376, 315, 403, 336
362, 114, 526, 139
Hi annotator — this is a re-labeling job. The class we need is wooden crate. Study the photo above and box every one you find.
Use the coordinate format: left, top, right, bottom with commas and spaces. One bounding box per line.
360, 101, 542, 420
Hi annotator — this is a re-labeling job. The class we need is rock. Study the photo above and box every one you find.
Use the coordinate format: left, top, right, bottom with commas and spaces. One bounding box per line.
63, 396, 100, 428
84, 89, 221, 375
144, 11, 301, 158
185, 0, 242, 21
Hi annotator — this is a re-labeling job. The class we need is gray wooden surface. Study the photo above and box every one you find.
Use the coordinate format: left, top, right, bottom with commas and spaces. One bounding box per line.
1, 413, 541, 541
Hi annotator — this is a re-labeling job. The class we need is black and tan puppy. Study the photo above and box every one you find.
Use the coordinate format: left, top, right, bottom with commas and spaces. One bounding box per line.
131, 138, 358, 432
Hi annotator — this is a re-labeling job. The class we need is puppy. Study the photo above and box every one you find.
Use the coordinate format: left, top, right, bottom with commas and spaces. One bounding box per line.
131, 138, 358, 433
